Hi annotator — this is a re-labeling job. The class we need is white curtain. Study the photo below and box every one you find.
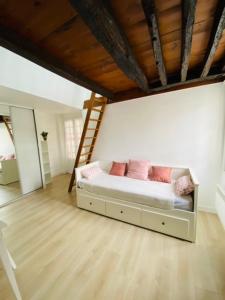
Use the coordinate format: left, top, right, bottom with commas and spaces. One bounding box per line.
64, 118, 83, 173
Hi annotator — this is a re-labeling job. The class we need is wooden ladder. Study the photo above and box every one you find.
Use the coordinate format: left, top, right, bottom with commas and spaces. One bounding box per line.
68, 92, 107, 192
0, 116, 14, 143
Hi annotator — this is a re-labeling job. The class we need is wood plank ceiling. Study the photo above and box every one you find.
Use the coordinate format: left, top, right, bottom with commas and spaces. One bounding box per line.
0, 0, 225, 103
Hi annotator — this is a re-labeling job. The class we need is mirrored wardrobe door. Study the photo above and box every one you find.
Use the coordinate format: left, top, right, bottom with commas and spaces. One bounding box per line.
10, 106, 42, 194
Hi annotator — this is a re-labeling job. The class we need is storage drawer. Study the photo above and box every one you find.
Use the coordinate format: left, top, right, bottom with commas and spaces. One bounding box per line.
106, 201, 141, 226
77, 196, 105, 215
142, 209, 189, 239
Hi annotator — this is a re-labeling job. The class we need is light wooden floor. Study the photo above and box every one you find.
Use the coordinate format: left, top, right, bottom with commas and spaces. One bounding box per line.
0, 175, 224, 300
0, 181, 22, 207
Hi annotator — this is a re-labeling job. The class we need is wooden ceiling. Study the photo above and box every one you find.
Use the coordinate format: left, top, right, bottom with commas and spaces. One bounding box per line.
0, 0, 225, 103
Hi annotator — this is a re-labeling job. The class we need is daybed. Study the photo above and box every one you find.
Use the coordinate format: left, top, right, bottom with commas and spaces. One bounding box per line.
75, 161, 199, 242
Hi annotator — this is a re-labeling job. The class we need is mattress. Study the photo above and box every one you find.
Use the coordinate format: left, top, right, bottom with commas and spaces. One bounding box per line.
78, 172, 193, 211
174, 197, 192, 211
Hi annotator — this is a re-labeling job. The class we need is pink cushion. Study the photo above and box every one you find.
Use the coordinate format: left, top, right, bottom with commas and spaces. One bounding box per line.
109, 162, 127, 176
0, 154, 15, 161
149, 166, 172, 183
127, 160, 150, 180
81, 166, 102, 180
5, 154, 15, 160
175, 175, 194, 196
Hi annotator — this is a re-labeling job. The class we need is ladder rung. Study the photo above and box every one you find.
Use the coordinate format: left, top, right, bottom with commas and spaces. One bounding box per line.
80, 151, 92, 157
89, 118, 101, 122
82, 144, 93, 148
79, 159, 88, 165
84, 137, 96, 140
92, 108, 103, 113
87, 128, 99, 131
94, 98, 105, 103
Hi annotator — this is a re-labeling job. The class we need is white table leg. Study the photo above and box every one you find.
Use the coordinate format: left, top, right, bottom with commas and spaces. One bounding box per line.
7, 249, 17, 270
0, 239, 22, 300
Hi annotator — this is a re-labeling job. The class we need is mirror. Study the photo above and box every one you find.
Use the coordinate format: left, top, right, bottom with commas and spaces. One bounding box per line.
0, 105, 21, 207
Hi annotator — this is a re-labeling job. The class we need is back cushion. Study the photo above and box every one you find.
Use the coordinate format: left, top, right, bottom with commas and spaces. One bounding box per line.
5, 154, 15, 160
127, 160, 150, 180
109, 162, 127, 176
81, 166, 102, 180
149, 166, 172, 183
175, 175, 194, 196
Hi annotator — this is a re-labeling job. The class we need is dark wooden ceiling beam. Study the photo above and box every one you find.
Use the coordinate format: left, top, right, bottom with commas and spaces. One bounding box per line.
0, 24, 113, 99
69, 0, 150, 93
112, 73, 225, 102
181, 0, 197, 82
201, 2, 225, 77
141, 0, 167, 86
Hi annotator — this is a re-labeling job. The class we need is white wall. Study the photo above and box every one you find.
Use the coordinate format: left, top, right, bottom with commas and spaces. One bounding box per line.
0, 104, 10, 116
216, 186, 225, 229
217, 93, 225, 226
93, 83, 225, 211
0, 123, 15, 156
0, 47, 91, 109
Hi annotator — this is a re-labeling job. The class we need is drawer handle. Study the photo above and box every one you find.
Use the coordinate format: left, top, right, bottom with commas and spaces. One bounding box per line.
89, 202, 92, 206
162, 221, 165, 226
120, 210, 123, 214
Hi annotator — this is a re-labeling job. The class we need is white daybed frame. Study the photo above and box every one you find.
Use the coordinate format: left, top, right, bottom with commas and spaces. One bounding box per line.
75, 161, 199, 242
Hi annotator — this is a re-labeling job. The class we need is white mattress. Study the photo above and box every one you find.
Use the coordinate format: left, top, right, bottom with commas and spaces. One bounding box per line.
78, 172, 193, 211
174, 197, 192, 211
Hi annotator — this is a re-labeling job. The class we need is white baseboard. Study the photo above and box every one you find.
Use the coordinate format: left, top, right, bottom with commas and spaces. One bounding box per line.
216, 186, 225, 229
198, 206, 216, 213
51, 168, 65, 177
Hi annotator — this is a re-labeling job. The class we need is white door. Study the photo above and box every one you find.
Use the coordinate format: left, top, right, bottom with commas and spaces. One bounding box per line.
10, 107, 42, 194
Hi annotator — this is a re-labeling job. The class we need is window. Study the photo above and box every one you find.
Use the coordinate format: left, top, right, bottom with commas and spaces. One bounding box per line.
64, 118, 82, 160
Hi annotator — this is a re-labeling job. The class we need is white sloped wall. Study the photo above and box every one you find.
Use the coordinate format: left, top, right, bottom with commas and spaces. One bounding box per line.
0, 47, 91, 109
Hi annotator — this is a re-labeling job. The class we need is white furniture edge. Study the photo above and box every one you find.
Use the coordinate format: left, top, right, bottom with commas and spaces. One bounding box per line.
75, 161, 198, 242
0, 221, 22, 300
216, 184, 225, 229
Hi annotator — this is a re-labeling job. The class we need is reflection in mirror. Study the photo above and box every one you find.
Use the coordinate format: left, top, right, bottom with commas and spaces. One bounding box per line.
0, 107, 21, 207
